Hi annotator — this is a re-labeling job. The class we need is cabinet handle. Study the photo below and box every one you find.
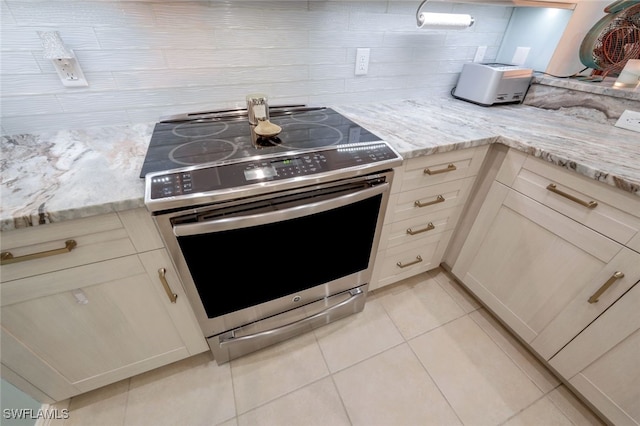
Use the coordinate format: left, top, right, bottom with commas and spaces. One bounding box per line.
415, 195, 445, 208
397, 255, 423, 268
407, 222, 435, 235
424, 164, 456, 175
588, 271, 624, 303
158, 268, 178, 304
546, 184, 598, 209
0, 239, 77, 265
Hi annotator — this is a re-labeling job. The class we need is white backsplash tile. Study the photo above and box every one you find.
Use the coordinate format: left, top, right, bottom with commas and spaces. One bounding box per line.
0, 52, 42, 74
94, 26, 216, 50
2, 95, 63, 116
216, 29, 309, 49
72, 50, 168, 72
6, 1, 154, 26
1, 0, 512, 135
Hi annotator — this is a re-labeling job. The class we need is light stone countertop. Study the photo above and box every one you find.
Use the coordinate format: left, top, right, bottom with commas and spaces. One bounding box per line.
2, 96, 639, 232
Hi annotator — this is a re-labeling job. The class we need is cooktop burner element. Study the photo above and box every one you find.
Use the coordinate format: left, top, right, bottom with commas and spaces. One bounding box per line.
171, 121, 229, 138
139, 107, 381, 177
168, 139, 238, 166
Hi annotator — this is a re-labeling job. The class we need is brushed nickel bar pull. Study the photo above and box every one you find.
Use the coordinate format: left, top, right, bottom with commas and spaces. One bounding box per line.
158, 268, 178, 304
0, 239, 77, 265
407, 222, 435, 235
546, 184, 598, 209
415, 195, 445, 208
588, 271, 624, 303
397, 255, 423, 268
424, 164, 456, 175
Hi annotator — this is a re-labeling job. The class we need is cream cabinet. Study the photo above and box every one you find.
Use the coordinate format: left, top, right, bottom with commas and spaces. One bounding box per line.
371, 145, 488, 290
451, 149, 640, 424
549, 281, 640, 425
452, 179, 640, 357
0, 209, 208, 403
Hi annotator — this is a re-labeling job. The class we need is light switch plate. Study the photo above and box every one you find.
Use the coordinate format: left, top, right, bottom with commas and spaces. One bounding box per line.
511, 46, 530, 66
473, 46, 487, 63
615, 110, 640, 133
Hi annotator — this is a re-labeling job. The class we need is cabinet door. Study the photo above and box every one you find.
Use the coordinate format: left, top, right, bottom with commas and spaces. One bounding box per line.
550, 281, 640, 426
1, 251, 205, 401
452, 182, 635, 353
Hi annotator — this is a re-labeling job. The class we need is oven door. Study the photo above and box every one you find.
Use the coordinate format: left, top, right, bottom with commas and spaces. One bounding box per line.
156, 171, 392, 362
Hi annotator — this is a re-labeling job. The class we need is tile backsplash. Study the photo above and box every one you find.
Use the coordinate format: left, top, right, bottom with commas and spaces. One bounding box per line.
0, 1, 513, 135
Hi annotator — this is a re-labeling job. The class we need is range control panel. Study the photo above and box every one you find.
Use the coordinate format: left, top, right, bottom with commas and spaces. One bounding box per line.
148, 142, 399, 200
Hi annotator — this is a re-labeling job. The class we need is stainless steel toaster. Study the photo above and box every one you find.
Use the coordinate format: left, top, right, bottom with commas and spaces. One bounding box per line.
453, 63, 533, 106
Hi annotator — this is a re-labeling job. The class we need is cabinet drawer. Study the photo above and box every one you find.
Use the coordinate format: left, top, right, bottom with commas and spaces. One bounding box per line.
373, 230, 452, 289
512, 157, 640, 246
384, 205, 462, 250
1, 256, 146, 306
392, 177, 474, 224
401, 145, 488, 192
1, 213, 136, 282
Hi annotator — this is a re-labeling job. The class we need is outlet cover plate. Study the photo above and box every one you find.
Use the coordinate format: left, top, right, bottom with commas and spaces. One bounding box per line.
51, 56, 88, 87
615, 110, 640, 133
355, 48, 370, 76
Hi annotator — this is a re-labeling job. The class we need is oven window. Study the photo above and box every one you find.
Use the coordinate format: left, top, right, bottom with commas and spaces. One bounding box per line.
177, 194, 382, 318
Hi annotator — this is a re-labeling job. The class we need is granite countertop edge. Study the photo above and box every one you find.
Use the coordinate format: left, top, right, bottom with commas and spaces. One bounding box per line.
2, 97, 639, 232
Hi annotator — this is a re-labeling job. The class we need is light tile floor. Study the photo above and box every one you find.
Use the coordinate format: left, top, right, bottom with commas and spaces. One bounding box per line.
50, 269, 605, 426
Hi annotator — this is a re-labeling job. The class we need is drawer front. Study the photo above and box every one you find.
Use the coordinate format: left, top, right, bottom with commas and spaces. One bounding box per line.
513, 157, 640, 246
1, 213, 136, 282
1, 213, 123, 248
373, 230, 453, 289
401, 145, 488, 192
385, 205, 462, 250
392, 177, 473, 224
1, 256, 146, 306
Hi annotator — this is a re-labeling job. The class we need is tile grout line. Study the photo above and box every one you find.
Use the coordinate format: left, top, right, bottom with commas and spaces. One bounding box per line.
120, 378, 132, 426
313, 328, 355, 426
404, 316, 468, 426
375, 271, 468, 426
226, 360, 240, 426
495, 392, 554, 426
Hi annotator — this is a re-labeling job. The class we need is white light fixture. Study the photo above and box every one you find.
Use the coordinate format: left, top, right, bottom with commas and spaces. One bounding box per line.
416, 0, 475, 30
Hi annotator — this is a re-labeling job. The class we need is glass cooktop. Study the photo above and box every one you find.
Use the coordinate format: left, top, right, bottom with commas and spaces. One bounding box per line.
139, 107, 382, 178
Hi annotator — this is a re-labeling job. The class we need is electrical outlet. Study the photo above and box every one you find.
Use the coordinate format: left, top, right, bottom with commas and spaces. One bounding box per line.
355, 48, 370, 76
51, 57, 88, 87
473, 46, 487, 63
615, 110, 640, 133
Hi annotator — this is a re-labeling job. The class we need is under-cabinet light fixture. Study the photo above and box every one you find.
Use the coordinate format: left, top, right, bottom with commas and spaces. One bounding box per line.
416, 0, 474, 30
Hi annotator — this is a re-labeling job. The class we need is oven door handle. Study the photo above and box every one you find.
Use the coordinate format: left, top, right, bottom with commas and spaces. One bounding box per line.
217, 287, 365, 348
173, 181, 389, 236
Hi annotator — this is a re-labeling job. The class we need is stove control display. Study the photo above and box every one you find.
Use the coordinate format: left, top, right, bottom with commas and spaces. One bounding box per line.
150, 172, 194, 199
149, 143, 399, 200
244, 165, 277, 181
150, 169, 221, 199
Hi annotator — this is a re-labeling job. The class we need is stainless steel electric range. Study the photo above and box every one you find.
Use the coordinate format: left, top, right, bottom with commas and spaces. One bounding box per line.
141, 105, 402, 364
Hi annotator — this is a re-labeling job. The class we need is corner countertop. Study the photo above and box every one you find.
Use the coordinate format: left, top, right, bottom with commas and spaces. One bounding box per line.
2, 96, 639, 232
